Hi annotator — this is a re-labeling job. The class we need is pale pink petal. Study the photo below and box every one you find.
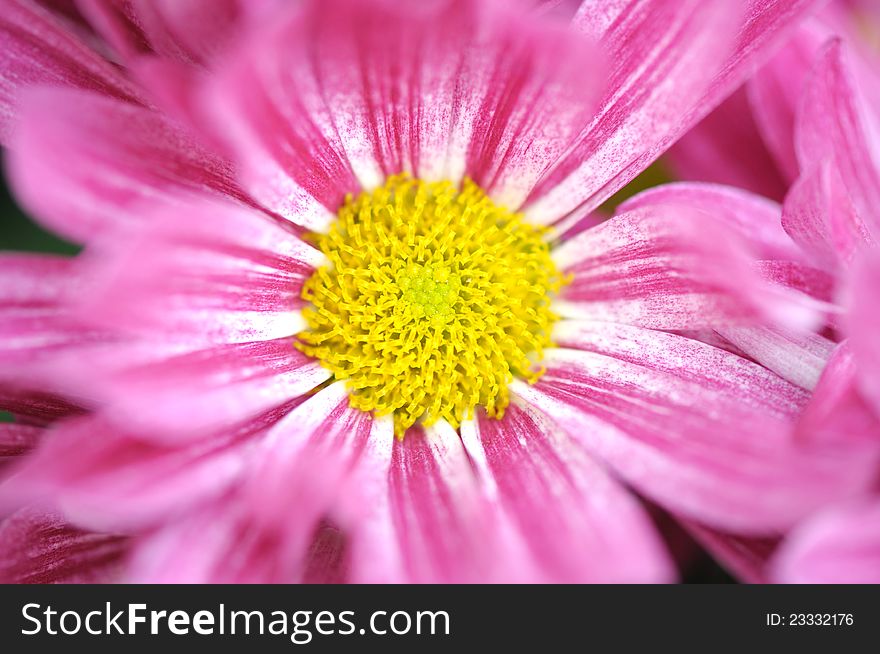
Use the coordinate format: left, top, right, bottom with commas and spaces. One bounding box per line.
99, 338, 329, 442
842, 250, 880, 416
771, 499, 880, 583
0, 254, 108, 395
0, 0, 142, 144
515, 322, 879, 533
617, 182, 801, 260
79, 195, 321, 346
7, 87, 256, 244
526, 0, 819, 227
664, 88, 789, 201
0, 507, 126, 583
716, 325, 834, 390
460, 400, 674, 582
782, 160, 871, 269
551, 203, 821, 331
796, 39, 880, 242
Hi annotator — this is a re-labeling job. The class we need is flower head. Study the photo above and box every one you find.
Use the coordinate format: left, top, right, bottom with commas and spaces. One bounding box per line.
0, 0, 866, 583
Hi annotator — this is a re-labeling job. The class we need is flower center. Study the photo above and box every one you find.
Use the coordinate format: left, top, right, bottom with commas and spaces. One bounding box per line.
297, 174, 565, 437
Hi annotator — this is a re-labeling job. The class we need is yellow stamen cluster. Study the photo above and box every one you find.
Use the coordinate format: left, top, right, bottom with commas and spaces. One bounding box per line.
297, 174, 565, 437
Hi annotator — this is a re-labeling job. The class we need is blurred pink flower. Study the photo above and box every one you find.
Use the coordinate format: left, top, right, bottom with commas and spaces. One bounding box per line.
1, 0, 869, 583
668, 2, 880, 582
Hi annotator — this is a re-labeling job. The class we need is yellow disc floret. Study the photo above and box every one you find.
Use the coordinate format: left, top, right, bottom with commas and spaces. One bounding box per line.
296, 174, 565, 437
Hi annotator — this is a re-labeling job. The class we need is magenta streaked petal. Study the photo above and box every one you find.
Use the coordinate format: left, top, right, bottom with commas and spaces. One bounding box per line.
99, 339, 329, 442
207, 0, 602, 228
526, 0, 820, 227
0, 0, 142, 144
377, 421, 512, 583
513, 325, 878, 533
461, 400, 674, 582
771, 499, 880, 583
0, 508, 126, 583
552, 203, 820, 331
716, 325, 834, 390
7, 87, 255, 244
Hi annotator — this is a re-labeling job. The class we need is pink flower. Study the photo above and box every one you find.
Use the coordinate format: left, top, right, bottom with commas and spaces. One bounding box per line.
669, 2, 880, 582
1, 0, 868, 583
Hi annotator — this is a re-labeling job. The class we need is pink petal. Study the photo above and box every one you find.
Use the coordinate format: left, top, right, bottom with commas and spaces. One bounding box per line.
794, 341, 880, 445
0, 507, 126, 583
716, 325, 834, 390
526, 0, 819, 227
664, 88, 789, 201
617, 182, 801, 260
782, 160, 870, 270
0, 253, 107, 395
242, 382, 375, 568
747, 20, 828, 182
77, 0, 278, 65
79, 195, 321, 345
796, 39, 880, 243
206, 0, 602, 227
99, 338, 330, 442
301, 523, 349, 584
0, 401, 303, 531
842, 249, 880, 416
516, 322, 879, 533
0, 386, 82, 424
771, 499, 880, 583
461, 400, 674, 582
378, 421, 512, 583
6, 86, 256, 244
552, 202, 821, 331
0, 0, 142, 144
128, 384, 373, 583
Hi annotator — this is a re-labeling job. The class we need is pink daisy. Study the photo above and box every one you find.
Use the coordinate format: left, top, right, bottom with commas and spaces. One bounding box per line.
1, 0, 872, 583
